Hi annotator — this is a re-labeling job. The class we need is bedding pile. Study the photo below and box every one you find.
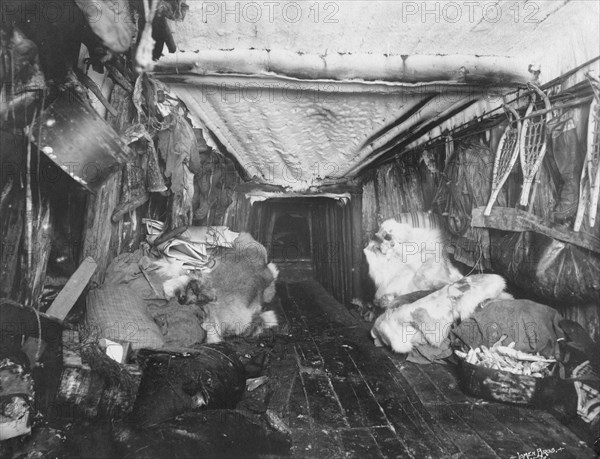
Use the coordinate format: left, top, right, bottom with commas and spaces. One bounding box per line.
90, 225, 279, 349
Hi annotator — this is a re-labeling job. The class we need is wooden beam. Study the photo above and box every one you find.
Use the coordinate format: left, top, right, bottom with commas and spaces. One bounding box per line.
350, 193, 364, 300
361, 98, 479, 174
0, 178, 23, 300
46, 257, 97, 321
471, 207, 600, 254
361, 96, 437, 148
75, 69, 118, 117
81, 173, 120, 285
155, 50, 534, 85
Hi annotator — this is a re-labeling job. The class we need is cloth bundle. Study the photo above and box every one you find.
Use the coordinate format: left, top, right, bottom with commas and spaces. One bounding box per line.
406, 298, 565, 364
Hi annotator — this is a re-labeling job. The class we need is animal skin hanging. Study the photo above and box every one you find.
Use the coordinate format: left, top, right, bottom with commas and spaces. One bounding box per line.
518, 83, 553, 207
485, 105, 522, 216
574, 73, 600, 231
135, 0, 159, 73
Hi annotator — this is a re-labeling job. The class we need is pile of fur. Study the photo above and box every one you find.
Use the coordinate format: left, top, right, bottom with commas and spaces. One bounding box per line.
155, 233, 279, 344
371, 273, 508, 354
364, 218, 512, 354
364, 219, 463, 303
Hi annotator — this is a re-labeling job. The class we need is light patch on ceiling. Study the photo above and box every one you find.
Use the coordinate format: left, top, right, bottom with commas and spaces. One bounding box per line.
165, 76, 505, 190
155, 0, 599, 189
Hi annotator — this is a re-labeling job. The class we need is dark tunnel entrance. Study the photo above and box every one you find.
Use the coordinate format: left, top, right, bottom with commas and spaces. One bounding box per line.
271, 212, 311, 262
247, 194, 364, 304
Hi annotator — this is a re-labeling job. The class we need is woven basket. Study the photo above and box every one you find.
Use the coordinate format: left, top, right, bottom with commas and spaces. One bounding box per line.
456, 357, 558, 406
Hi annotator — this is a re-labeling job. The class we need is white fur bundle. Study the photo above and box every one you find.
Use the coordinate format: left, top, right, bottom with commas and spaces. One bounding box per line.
371, 273, 507, 354
263, 262, 279, 303
202, 295, 279, 344
364, 219, 463, 301
152, 258, 191, 299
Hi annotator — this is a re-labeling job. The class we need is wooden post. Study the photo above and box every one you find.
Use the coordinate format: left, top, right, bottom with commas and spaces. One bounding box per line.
350, 192, 364, 301
46, 257, 97, 321
0, 178, 24, 300
22, 196, 51, 309
81, 173, 120, 285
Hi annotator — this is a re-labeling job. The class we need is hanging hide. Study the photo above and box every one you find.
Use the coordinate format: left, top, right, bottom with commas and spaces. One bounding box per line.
118, 123, 167, 193
0, 27, 39, 85
144, 139, 167, 193
7, 1, 129, 82
491, 231, 600, 303
157, 113, 198, 228
191, 148, 239, 225
157, 0, 189, 21
550, 111, 585, 223
0, 27, 45, 128
74, 0, 133, 53
112, 161, 149, 222
151, 16, 176, 61
433, 137, 499, 269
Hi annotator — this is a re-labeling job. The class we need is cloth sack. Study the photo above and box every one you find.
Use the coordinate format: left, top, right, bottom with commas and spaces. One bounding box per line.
451, 299, 564, 358
148, 299, 206, 348
86, 285, 165, 350
407, 299, 565, 363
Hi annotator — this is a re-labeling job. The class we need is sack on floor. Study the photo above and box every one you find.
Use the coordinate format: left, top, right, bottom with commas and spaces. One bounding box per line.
104, 249, 169, 301
131, 345, 246, 427
148, 298, 206, 348
450, 298, 564, 358
85, 285, 165, 351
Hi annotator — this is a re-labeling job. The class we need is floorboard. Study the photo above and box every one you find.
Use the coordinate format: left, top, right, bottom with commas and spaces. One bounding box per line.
262, 279, 597, 458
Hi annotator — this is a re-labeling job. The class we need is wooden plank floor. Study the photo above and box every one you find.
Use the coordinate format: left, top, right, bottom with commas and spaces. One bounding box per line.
266, 280, 596, 459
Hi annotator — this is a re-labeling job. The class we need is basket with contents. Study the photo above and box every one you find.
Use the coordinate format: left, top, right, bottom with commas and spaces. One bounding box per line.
455, 342, 558, 405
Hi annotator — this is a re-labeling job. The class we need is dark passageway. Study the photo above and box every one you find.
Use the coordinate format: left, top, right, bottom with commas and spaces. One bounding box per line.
271, 213, 311, 262
267, 278, 596, 458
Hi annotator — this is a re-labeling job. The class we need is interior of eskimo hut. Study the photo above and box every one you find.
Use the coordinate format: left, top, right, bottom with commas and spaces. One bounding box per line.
1, 1, 600, 457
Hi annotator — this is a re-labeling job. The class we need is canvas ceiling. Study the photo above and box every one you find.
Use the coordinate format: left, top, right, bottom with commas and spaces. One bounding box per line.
156, 0, 600, 191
